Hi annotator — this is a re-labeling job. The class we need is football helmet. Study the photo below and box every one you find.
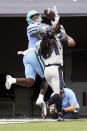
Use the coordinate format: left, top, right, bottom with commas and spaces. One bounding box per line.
26, 10, 42, 24
37, 23, 51, 38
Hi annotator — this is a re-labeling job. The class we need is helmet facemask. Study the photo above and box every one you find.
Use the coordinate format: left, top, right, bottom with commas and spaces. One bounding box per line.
31, 14, 42, 24
26, 10, 42, 24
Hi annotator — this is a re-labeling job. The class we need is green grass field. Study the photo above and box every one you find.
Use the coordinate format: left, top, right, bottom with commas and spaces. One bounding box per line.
0, 119, 87, 131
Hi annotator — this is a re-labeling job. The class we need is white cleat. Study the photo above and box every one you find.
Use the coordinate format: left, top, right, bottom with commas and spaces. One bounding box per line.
41, 102, 47, 119
36, 98, 44, 106
5, 75, 13, 90
17, 50, 29, 56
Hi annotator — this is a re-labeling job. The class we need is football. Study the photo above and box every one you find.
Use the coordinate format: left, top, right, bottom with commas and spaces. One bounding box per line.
44, 8, 55, 20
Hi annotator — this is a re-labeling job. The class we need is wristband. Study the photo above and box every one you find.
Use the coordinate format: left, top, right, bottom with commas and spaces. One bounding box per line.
59, 33, 68, 46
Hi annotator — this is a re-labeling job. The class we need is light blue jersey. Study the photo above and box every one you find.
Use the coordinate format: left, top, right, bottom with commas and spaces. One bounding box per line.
62, 88, 80, 110
23, 23, 44, 80
51, 88, 80, 110
27, 23, 40, 50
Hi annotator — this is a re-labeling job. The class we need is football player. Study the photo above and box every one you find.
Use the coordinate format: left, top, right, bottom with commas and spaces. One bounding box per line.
36, 6, 75, 121
5, 10, 48, 116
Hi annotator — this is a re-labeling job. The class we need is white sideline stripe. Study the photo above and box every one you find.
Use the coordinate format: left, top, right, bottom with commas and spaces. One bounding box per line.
0, 122, 27, 125
0, 118, 56, 122
0, 119, 56, 124
0, 118, 86, 124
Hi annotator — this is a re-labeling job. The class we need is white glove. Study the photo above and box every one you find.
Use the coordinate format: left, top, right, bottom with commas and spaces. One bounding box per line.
17, 49, 29, 56
60, 25, 66, 34
51, 6, 60, 27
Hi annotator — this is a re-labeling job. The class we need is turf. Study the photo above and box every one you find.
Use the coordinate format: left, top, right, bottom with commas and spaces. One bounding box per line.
0, 119, 87, 131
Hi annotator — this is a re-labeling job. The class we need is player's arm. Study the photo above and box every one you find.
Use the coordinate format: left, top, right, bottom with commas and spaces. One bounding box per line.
66, 34, 75, 47
63, 103, 75, 112
27, 24, 40, 39
58, 25, 75, 47
63, 91, 77, 112
30, 32, 40, 38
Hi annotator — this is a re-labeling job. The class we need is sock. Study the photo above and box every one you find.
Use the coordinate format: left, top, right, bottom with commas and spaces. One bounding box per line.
48, 94, 62, 113
12, 78, 16, 84
38, 94, 44, 99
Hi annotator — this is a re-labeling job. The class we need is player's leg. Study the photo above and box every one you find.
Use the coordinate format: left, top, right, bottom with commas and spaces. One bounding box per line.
36, 78, 48, 105
33, 52, 48, 105
40, 66, 53, 118
32, 52, 49, 118
52, 66, 65, 121
44, 66, 64, 121
50, 66, 64, 121
5, 65, 35, 89
5, 53, 36, 89
37, 78, 48, 119
47, 89, 63, 121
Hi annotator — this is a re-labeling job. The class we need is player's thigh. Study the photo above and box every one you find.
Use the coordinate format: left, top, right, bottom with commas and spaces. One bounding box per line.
51, 66, 64, 93
23, 51, 36, 79
44, 66, 58, 90
46, 66, 60, 94
23, 51, 44, 78
33, 54, 45, 78
34, 63, 44, 78
51, 77, 60, 94
24, 63, 36, 80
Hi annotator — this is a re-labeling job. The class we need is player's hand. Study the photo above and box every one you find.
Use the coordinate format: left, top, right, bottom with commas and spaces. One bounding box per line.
60, 25, 66, 34
17, 49, 29, 55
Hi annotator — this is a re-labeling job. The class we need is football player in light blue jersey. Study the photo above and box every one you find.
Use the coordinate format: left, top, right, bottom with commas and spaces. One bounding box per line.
5, 10, 48, 113
27, 22, 40, 49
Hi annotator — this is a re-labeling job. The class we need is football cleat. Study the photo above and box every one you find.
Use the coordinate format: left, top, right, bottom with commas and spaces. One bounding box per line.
41, 102, 47, 119
5, 75, 13, 90
36, 97, 44, 106
57, 114, 64, 121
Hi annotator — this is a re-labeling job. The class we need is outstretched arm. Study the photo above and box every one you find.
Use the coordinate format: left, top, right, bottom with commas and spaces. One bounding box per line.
66, 34, 75, 47
58, 25, 75, 47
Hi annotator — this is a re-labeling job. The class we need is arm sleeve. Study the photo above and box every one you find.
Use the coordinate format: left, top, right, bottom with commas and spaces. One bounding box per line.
68, 91, 77, 105
27, 24, 38, 37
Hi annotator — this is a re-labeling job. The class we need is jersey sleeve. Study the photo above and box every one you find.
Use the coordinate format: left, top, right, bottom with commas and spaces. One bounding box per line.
27, 24, 38, 37
68, 91, 77, 105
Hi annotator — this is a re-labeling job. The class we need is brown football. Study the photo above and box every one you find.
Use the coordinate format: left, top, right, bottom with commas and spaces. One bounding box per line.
44, 8, 55, 20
